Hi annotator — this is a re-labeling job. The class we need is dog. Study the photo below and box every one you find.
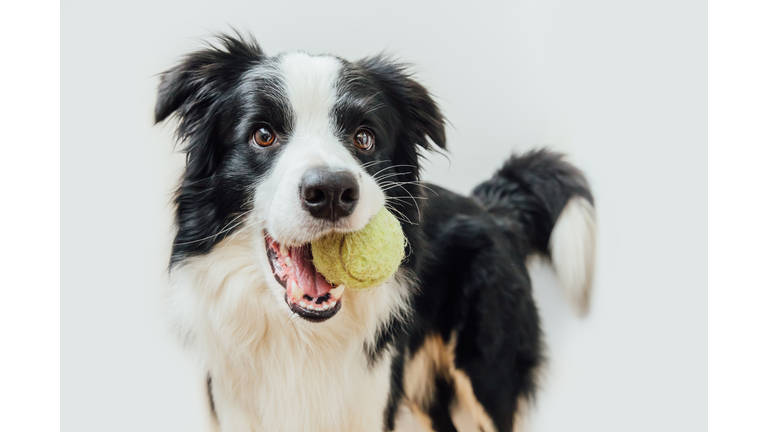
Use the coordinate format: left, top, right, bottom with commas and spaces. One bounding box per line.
155, 32, 596, 432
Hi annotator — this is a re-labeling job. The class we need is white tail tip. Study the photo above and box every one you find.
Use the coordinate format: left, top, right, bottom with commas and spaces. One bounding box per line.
549, 196, 597, 316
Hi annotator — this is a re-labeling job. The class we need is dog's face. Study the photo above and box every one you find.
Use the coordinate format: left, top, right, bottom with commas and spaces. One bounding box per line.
156, 35, 445, 323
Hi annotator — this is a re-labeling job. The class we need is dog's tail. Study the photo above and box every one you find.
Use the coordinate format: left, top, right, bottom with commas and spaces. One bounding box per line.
471, 149, 596, 315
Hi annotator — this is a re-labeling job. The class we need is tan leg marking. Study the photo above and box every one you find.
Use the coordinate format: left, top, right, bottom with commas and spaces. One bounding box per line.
403, 333, 502, 432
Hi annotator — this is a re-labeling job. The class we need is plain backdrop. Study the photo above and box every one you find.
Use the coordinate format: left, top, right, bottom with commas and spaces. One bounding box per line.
62, 0, 706, 430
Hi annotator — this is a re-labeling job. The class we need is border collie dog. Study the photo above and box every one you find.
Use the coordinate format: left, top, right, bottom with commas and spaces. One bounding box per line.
155, 33, 596, 432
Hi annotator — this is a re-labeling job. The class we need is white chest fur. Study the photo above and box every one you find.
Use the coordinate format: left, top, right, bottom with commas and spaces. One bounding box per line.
164, 230, 411, 432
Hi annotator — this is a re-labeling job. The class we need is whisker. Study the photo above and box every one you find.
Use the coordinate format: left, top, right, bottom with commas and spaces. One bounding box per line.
384, 203, 416, 225
218, 210, 255, 232
374, 171, 412, 182
173, 210, 254, 246
385, 197, 414, 207
380, 181, 440, 196
360, 160, 390, 169
380, 187, 429, 199
224, 218, 264, 247
370, 164, 418, 180
417, 184, 440, 196
384, 183, 422, 222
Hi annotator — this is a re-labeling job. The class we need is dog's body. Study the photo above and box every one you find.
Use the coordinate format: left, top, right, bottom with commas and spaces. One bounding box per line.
156, 34, 596, 432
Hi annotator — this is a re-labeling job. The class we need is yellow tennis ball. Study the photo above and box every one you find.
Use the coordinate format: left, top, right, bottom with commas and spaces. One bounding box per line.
312, 208, 406, 290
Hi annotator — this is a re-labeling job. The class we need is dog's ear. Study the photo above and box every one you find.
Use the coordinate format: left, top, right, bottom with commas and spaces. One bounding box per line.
357, 56, 447, 151
155, 32, 264, 125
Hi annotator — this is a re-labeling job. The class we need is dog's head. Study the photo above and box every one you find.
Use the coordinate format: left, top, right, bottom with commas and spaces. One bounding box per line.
156, 34, 445, 323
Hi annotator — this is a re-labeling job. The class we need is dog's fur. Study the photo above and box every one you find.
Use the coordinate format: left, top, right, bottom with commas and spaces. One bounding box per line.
155, 33, 596, 432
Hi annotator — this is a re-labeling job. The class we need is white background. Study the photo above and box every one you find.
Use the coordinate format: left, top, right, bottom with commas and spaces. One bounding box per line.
56, 0, 711, 430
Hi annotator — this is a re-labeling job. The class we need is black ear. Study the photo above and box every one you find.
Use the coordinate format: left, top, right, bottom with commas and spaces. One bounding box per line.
357, 56, 447, 151
154, 32, 264, 124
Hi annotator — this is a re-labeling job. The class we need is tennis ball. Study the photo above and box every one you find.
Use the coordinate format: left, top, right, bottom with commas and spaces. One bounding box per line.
312, 208, 406, 290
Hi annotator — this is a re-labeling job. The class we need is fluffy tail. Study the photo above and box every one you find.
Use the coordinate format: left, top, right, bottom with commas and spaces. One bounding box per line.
471, 149, 597, 315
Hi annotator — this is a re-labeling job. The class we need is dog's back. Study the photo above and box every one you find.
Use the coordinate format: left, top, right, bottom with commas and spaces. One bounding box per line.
394, 150, 595, 432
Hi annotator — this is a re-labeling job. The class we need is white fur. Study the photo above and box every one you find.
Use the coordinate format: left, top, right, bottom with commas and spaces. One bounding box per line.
166, 228, 412, 431
549, 196, 597, 316
164, 52, 407, 432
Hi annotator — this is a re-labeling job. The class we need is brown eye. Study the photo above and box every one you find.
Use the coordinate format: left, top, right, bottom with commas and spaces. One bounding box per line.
354, 128, 375, 150
251, 126, 276, 147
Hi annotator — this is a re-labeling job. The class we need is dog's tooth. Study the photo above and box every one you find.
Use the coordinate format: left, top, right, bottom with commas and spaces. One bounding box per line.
330, 301, 337, 308
330, 285, 345, 298
291, 282, 304, 301
284, 257, 292, 267
322, 304, 330, 311
280, 244, 288, 256
299, 301, 308, 308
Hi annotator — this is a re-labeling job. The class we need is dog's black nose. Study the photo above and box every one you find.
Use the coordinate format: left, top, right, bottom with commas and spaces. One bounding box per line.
300, 168, 360, 221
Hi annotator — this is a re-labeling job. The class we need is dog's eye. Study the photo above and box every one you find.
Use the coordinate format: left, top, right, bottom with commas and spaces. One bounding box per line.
251, 125, 276, 147
354, 128, 375, 150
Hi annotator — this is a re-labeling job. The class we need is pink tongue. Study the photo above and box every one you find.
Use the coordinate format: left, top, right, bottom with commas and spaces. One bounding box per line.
291, 247, 333, 298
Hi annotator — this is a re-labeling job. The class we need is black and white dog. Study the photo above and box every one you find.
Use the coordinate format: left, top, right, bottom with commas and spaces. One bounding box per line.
155, 33, 596, 432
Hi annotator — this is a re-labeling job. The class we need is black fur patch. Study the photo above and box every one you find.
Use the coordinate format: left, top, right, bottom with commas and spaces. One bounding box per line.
382, 342, 407, 431
207, 372, 216, 419
155, 33, 292, 267
427, 375, 458, 432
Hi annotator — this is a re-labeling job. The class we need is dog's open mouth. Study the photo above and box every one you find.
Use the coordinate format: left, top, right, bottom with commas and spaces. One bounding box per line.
264, 232, 344, 322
